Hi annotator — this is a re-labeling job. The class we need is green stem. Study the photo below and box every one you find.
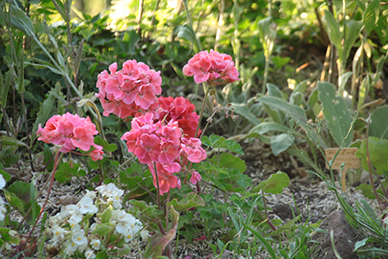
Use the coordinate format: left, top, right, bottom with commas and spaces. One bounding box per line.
262, 55, 270, 94
195, 85, 210, 138
153, 162, 161, 211
21, 149, 62, 249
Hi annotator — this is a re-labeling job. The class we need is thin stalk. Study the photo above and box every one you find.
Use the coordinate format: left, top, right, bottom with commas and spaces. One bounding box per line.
366, 122, 383, 209
262, 55, 270, 94
195, 86, 210, 138
154, 162, 161, 211
214, 0, 225, 51
21, 149, 61, 250
137, 0, 145, 37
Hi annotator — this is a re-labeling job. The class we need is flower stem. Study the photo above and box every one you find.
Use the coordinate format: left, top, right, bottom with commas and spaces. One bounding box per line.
195, 84, 210, 138
21, 149, 61, 251
153, 162, 161, 211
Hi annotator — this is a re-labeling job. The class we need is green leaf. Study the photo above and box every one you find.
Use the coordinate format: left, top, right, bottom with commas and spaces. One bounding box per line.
249, 122, 291, 135
167, 192, 205, 212
208, 153, 246, 173
231, 103, 261, 125
258, 96, 307, 127
92, 224, 114, 236
343, 20, 363, 62
354, 237, 373, 252
201, 135, 244, 155
55, 162, 80, 183
317, 82, 353, 147
356, 137, 388, 175
253, 171, 290, 194
270, 215, 301, 236
177, 23, 201, 53
266, 84, 284, 99
257, 17, 276, 58
271, 56, 290, 69
363, 0, 380, 34
94, 136, 117, 152
10, 4, 36, 36
32, 83, 61, 139
321, 10, 342, 59
144, 206, 179, 258
355, 184, 376, 199
357, 75, 370, 112
241, 222, 277, 259
0, 136, 27, 147
271, 133, 293, 156
369, 106, 388, 140
4, 181, 40, 225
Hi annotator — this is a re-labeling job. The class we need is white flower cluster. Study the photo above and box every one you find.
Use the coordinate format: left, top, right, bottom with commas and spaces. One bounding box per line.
0, 174, 7, 221
48, 183, 145, 258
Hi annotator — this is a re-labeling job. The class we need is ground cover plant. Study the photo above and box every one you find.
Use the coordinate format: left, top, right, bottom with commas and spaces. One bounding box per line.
1, 0, 388, 258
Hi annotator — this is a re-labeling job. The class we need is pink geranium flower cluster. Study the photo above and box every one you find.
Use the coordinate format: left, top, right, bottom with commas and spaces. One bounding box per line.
183, 49, 239, 84
37, 113, 103, 161
121, 112, 206, 195
158, 96, 200, 138
96, 60, 162, 119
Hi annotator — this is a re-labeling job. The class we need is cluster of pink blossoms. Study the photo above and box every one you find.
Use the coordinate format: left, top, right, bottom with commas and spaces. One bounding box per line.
158, 96, 200, 138
183, 49, 239, 84
121, 111, 206, 195
37, 113, 103, 161
96, 60, 162, 119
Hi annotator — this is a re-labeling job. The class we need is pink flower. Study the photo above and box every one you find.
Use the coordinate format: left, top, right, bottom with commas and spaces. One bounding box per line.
181, 138, 207, 163
37, 113, 103, 157
96, 60, 162, 119
190, 171, 202, 185
158, 96, 200, 138
183, 50, 239, 84
90, 146, 104, 161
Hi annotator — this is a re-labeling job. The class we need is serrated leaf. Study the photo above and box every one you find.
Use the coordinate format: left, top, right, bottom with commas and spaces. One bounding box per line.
253, 171, 290, 194
369, 106, 388, 140
356, 137, 388, 175
32, 83, 61, 139
209, 153, 246, 173
167, 192, 205, 212
94, 136, 117, 152
55, 162, 80, 183
271, 133, 293, 156
317, 82, 353, 146
5, 181, 40, 225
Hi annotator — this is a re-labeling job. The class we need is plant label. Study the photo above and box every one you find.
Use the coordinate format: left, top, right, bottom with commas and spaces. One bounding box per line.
324, 148, 360, 191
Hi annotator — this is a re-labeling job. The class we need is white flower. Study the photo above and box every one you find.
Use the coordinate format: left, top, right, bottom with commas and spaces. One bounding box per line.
124, 232, 134, 242
90, 223, 98, 232
67, 205, 83, 223
72, 229, 88, 252
52, 225, 65, 240
90, 239, 101, 250
0, 174, 6, 189
115, 222, 129, 235
85, 249, 96, 259
77, 197, 98, 215
65, 240, 78, 255
85, 190, 96, 199
140, 229, 150, 241
0, 198, 6, 221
